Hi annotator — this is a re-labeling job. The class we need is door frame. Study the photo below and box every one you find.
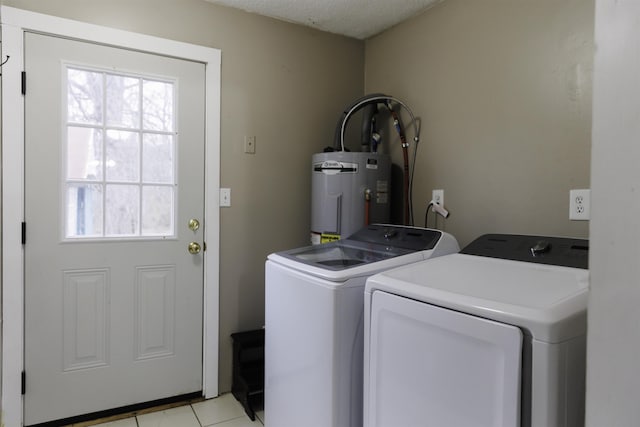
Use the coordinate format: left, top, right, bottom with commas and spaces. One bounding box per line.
1, 6, 221, 426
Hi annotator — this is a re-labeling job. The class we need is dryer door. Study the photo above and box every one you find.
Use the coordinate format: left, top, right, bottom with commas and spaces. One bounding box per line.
366, 291, 522, 427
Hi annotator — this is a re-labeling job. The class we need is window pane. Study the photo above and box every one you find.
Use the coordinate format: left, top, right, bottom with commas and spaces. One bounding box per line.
67, 68, 103, 125
142, 186, 174, 236
66, 184, 103, 237
143, 80, 174, 132
143, 134, 174, 183
67, 127, 103, 180
106, 74, 140, 129
64, 67, 177, 240
105, 185, 139, 236
106, 130, 140, 182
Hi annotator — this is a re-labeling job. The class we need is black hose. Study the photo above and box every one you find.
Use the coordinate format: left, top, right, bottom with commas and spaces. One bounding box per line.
360, 103, 378, 152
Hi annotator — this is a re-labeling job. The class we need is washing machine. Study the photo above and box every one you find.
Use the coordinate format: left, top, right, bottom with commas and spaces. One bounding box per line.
363, 234, 589, 427
264, 224, 459, 427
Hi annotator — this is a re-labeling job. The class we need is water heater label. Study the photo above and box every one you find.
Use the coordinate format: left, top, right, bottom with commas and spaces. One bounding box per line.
314, 161, 358, 175
320, 233, 341, 244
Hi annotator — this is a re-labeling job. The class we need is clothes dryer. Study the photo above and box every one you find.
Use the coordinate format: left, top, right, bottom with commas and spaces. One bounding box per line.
364, 234, 589, 427
265, 224, 459, 427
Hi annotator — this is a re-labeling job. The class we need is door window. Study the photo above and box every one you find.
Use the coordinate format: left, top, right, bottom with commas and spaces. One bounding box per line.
65, 66, 176, 239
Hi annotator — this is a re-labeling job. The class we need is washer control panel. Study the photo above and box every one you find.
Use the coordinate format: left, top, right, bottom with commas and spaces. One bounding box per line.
348, 224, 442, 251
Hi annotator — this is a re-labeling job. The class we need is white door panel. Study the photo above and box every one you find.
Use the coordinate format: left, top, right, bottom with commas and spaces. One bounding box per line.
367, 291, 523, 427
24, 32, 205, 425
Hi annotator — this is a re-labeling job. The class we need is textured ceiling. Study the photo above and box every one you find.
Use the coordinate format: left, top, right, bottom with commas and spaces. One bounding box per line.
203, 0, 444, 40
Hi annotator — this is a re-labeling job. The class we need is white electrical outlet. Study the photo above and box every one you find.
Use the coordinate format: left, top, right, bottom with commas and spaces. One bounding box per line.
569, 189, 590, 220
432, 189, 444, 212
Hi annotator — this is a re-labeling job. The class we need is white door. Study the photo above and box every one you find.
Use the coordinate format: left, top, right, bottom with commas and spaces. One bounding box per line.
23, 32, 206, 425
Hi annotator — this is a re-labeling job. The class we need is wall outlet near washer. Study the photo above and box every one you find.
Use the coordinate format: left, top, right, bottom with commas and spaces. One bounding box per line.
569, 189, 590, 220
432, 189, 444, 211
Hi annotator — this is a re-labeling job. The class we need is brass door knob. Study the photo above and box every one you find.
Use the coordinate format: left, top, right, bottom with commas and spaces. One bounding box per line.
188, 219, 200, 231
188, 242, 201, 254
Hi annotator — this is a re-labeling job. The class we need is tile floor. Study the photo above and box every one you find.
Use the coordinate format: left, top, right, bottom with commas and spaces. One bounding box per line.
90, 394, 263, 427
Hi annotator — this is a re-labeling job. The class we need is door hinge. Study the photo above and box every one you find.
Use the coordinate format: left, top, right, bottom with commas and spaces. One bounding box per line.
22, 221, 26, 245
22, 371, 26, 395
21, 71, 26, 95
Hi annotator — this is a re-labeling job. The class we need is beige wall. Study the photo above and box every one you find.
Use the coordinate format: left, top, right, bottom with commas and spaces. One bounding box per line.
1, 0, 364, 392
365, 0, 594, 247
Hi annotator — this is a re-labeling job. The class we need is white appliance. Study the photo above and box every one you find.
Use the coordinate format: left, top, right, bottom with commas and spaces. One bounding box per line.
364, 234, 589, 427
265, 224, 459, 427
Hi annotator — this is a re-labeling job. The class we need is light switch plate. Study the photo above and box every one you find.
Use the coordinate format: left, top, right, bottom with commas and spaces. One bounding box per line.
220, 188, 231, 207
244, 136, 256, 154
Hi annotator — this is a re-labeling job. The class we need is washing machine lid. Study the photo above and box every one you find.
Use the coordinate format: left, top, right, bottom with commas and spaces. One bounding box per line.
268, 225, 455, 282
366, 237, 589, 343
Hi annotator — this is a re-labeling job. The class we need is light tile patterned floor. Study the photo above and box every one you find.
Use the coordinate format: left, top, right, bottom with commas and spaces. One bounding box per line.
92, 394, 263, 427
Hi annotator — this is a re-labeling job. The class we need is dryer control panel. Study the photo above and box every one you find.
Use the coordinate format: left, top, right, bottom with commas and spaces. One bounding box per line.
461, 234, 589, 269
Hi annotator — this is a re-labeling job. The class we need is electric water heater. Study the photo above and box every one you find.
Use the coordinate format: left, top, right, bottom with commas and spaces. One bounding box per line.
310, 151, 390, 245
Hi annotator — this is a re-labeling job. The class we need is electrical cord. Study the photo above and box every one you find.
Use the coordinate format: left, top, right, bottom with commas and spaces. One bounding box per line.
408, 118, 421, 225
425, 201, 434, 229
425, 200, 450, 229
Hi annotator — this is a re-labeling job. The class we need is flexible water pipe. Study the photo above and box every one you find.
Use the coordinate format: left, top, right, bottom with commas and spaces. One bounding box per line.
333, 94, 420, 226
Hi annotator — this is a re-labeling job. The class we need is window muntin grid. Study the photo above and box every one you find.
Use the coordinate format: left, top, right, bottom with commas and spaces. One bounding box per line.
64, 66, 176, 239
